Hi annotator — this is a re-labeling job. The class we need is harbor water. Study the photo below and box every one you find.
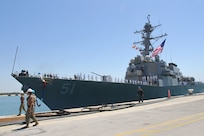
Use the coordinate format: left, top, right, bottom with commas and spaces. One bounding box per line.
0, 95, 50, 117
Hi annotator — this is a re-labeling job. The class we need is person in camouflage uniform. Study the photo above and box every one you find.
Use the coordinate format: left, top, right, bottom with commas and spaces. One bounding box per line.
17, 91, 26, 116
24, 88, 39, 128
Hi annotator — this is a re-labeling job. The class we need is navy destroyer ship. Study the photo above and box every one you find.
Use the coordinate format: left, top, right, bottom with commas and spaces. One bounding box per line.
12, 16, 204, 110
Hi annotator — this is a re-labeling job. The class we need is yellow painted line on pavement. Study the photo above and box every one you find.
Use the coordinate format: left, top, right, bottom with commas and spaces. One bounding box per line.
115, 112, 204, 136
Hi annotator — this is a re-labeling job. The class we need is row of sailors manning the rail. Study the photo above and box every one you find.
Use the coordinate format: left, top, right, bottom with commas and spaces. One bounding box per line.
20, 71, 133, 83
18, 70, 191, 85
19, 70, 155, 84
19, 70, 114, 82
19, 70, 59, 79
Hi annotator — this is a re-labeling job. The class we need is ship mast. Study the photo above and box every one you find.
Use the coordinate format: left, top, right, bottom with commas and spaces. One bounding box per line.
133, 15, 167, 57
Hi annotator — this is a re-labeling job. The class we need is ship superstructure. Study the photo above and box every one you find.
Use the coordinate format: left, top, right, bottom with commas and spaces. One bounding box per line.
125, 15, 194, 86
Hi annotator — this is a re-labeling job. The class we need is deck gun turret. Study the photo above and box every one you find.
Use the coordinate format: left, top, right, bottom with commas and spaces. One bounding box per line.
91, 72, 112, 82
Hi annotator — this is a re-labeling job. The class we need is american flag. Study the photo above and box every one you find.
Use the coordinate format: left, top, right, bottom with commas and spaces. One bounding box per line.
151, 39, 166, 57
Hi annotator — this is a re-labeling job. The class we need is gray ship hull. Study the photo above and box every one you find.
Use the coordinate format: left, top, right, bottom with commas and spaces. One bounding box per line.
13, 75, 204, 110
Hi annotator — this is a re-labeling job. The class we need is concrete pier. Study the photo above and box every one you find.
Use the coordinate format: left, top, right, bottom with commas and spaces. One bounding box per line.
0, 92, 20, 96
0, 93, 204, 136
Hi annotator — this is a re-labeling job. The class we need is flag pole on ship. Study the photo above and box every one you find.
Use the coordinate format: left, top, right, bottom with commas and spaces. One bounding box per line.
11, 46, 18, 74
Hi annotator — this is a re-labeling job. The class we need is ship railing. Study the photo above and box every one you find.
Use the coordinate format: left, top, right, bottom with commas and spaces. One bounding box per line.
15, 70, 58, 78
124, 79, 159, 86
16, 70, 163, 86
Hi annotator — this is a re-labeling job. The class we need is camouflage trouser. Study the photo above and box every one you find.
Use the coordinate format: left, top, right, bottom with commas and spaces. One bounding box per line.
25, 107, 38, 126
19, 104, 26, 114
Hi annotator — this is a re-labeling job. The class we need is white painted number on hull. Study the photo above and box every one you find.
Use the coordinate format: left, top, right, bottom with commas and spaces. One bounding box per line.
60, 83, 76, 94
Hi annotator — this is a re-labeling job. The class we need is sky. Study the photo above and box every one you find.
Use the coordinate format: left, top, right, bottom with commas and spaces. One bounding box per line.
0, 0, 204, 92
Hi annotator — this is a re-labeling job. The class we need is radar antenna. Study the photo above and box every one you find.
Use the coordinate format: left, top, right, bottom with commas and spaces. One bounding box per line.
133, 15, 167, 57
147, 14, 150, 23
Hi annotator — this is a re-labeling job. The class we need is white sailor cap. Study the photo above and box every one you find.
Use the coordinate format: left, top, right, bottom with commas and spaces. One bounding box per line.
27, 88, 33, 93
